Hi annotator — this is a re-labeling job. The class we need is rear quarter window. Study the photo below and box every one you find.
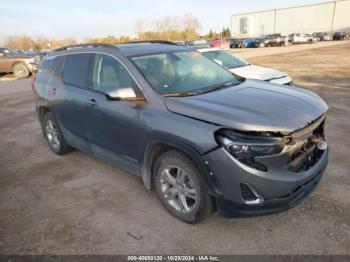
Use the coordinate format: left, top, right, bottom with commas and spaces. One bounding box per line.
41, 56, 62, 72
62, 53, 92, 88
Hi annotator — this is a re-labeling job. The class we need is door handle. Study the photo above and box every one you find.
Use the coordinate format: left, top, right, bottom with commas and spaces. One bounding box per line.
87, 98, 97, 106
52, 87, 57, 94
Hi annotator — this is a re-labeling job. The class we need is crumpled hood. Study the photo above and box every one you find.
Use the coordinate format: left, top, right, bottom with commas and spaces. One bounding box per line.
165, 79, 328, 133
230, 64, 287, 81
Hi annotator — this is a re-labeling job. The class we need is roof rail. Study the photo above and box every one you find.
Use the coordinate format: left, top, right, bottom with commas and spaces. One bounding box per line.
54, 43, 118, 52
121, 40, 178, 46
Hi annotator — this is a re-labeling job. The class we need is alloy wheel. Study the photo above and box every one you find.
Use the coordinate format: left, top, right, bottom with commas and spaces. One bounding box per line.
45, 119, 60, 150
160, 165, 198, 213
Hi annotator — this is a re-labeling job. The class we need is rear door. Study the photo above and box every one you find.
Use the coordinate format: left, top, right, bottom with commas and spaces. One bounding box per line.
48, 53, 94, 152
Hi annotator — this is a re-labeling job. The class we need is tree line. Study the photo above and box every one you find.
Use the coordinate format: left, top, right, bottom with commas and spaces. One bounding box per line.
3, 14, 231, 51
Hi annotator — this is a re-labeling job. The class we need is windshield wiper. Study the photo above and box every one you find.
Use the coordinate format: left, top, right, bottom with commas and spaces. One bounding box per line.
199, 81, 239, 95
163, 92, 198, 97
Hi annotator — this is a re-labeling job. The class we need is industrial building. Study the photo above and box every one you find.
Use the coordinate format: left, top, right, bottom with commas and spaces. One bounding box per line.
231, 0, 350, 37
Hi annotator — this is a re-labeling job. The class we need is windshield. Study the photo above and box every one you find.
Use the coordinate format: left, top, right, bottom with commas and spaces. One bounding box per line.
201, 50, 247, 69
132, 51, 240, 95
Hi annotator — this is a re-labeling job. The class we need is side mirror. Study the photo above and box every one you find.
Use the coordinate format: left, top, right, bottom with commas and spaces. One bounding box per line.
105, 87, 144, 101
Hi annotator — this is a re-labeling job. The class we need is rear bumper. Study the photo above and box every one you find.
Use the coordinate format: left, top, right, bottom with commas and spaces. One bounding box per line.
203, 147, 328, 217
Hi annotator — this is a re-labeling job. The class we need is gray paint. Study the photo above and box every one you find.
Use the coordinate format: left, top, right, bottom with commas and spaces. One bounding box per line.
33, 43, 329, 216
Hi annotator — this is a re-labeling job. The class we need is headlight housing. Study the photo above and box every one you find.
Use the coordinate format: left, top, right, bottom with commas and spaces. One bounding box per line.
216, 130, 286, 172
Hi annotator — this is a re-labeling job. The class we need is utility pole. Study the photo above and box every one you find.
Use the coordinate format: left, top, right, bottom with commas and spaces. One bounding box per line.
273, 9, 277, 34
330, 0, 337, 33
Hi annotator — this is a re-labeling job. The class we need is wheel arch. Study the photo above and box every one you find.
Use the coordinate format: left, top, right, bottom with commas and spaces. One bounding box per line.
37, 104, 50, 124
141, 137, 218, 196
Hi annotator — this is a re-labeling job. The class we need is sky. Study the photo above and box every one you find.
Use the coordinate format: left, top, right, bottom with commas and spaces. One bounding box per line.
0, 0, 331, 40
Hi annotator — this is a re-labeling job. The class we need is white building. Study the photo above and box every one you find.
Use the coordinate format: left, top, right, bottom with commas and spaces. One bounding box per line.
231, 0, 350, 37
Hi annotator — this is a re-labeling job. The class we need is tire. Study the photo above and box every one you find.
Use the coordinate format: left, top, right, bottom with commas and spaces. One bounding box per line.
153, 150, 214, 223
42, 112, 72, 155
12, 63, 29, 79
259, 42, 265, 48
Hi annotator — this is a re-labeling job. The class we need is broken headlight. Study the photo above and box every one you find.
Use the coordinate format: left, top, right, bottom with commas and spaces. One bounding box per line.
216, 130, 285, 171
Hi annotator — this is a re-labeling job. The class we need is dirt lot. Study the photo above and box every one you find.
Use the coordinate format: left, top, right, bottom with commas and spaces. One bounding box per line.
0, 42, 349, 255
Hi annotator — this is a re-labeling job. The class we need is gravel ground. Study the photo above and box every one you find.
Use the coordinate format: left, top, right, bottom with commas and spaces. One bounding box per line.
0, 42, 349, 255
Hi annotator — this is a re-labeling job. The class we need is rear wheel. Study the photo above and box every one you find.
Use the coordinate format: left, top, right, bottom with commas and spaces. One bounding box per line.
154, 150, 214, 223
43, 112, 72, 155
259, 42, 265, 48
12, 63, 29, 79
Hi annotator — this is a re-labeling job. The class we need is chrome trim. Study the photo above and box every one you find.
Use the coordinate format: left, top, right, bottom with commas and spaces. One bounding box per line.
241, 183, 264, 205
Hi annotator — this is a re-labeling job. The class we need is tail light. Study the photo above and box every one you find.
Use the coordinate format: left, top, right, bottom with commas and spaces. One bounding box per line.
31, 76, 36, 90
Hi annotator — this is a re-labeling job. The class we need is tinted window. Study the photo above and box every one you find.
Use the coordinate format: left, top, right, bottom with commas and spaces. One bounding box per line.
63, 53, 92, 88
41, 56, 61, 72
92, 54, 136, 93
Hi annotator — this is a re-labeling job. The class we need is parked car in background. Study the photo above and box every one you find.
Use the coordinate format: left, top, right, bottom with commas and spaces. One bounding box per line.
312, 32, 332, 41
289, 33, 315, 44
209, 39, 230, 49
230, 38, 258, 48
0, 47, 40, 78
241, 38, 259, 48
33, 41, 328, 223
230, 38, 246, 48
333, 32, 347, 40
198, 48, 294, 86
257, 34, 290, 47
305, 34, 319, 43
187, 39, 211, 48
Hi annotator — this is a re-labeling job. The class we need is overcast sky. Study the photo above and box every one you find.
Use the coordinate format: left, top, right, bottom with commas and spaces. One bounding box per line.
0, 0, 330, 40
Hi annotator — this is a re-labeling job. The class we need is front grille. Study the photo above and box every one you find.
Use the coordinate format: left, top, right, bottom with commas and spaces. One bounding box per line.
287, 120, 326, 173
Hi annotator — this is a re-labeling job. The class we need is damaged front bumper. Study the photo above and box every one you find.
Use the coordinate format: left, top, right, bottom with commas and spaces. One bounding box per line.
203, 146, 328, 217
202, 117, 329, 217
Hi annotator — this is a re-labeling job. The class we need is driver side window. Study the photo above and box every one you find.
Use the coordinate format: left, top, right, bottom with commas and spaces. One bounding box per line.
92, 54, 136, 93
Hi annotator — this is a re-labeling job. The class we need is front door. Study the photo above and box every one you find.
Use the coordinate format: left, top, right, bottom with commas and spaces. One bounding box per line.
85, 53, 146, 173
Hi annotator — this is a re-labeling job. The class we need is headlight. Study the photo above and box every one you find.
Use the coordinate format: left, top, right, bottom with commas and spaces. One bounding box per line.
33, 55, 42, 64
216, 130, 285, 171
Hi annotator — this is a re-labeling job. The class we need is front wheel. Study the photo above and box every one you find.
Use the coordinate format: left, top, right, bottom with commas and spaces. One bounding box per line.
154, 151, 214, 223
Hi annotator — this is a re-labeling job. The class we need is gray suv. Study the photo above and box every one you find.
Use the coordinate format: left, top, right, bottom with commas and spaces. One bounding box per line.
33, 42, 329, 223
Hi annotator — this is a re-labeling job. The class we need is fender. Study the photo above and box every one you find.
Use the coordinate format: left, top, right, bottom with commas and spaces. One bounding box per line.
141, 133, 221, 196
